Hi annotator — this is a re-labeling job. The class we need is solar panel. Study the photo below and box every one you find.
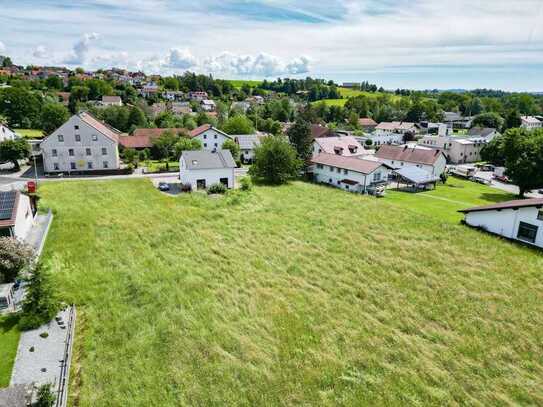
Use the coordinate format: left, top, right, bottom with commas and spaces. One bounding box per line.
0, 191, 16, 220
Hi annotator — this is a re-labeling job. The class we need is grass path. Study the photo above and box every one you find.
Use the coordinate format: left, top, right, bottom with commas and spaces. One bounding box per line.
35, 179, 543, 406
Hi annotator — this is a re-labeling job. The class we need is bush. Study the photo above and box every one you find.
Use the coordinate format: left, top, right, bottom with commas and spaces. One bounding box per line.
40, 331, 49, 338
208, 183, 227, 195
0, 237, 35, 283
240, 177, 252, 191
249, 136, 301, 185
35, 383, 56, 407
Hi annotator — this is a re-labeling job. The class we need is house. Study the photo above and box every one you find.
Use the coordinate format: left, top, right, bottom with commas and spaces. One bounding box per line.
310, 153, 390, 194
459, 198, 543, 249
467, 127, 500, 138
149, 102, 168, 118
246, 95, 264, 105
231, 101, 251, 113
234, 133, 267, 163
312, 136, 366, 158
358, 118, 378, 132
162, 90, 186, 101
0, 283, 15, 311
393, 166, 440, 191
179, 150, 236, 191
170, 102, 192, 115
57, 92, 71, 106
520, 116, 542, 131
374, 122, 419, 136
375, 144, 447, 176
0, 190, 35, 240
190, 124, 232, 152
119, 128, 187, 150
41, 112, 121, 173
188, 91, 209, 101
141, 82, 160, 98
200, 99, 216, 112
310, 124, 333, 140
342, 82, 361, 89
0, 124, 18, 142
101, 95, 123, 107
443, 112, 473, 129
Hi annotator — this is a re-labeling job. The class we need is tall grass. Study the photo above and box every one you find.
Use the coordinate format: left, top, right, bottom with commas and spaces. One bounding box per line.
38, 179, 543, 406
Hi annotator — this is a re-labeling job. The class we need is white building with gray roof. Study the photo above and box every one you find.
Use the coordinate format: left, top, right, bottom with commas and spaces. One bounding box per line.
179, 150, 236, 191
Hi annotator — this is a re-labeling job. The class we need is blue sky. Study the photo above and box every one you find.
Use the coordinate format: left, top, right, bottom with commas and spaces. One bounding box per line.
0, 0, 542, 91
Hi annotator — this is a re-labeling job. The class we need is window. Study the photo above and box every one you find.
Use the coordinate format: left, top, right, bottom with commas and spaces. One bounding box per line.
344, 169, 348, 175
214, 134, 217, 139
204, 135, 207, 139
86, 148, 92, 156
214, 143, 218, 148
87, 162, 93, 169
58, 134, 64, 142
538, 210, 543, 221
68, 149, 74, 156
52, 149, 58, 157
75, 134, 81, 142
101, 148, 107, 156
203, 143, 207, 147
317, 164, 323, 169
337, 180, 341, 185
329, 178, 332, 183
74, 125, 79, 130
517, 222, 538, 243
70, 162, 76, 170
329, 166, 334, 171
373, 172, 382, 182
53, 163, 60, 170
336, 168, 341, 173
103, 161, 109, 169
92, 134, 98, 141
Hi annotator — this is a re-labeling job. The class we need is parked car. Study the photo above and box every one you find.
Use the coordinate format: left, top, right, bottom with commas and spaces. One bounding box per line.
493, 174, 509, 183
158, 182, 170, 191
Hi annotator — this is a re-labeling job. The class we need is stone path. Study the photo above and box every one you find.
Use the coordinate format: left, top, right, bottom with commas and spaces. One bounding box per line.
24, 211, 53, 256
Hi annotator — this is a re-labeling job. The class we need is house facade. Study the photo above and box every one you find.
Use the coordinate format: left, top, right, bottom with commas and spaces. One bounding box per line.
0, 124, 18, 142
41, 112, 121, 173
235, 134, 266, 163
101, 96, 123, 107
179, 150, 236, 190
374, 145, 447, 176
310, 153, 390, 194
190, 125, 232, 152
460, 199, 543, 249
0, 191, 34, 240
521, 116, 542, 131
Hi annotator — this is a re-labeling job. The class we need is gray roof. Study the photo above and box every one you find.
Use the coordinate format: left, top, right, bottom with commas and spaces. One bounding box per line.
394, 166, 439, 184
234, 134, 263, 150
467, 127, 497, 137
182, 150, 236, 170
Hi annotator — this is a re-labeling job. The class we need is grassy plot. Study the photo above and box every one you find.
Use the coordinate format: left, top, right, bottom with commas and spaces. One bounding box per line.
142, 160, 180, 173
16, 129, 45, 139
387, 177, 516, 223
38, 179, 543, 406
313, 88, 403, 107
226, 79, 263, 89
0, 315, 20, 388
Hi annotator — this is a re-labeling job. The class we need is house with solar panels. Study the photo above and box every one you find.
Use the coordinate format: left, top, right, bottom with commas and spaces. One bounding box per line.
0, 190, 34, 240
41, 112, 121, 173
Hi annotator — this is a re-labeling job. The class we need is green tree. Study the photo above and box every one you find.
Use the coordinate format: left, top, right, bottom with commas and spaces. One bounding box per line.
41, 103, 69, 135
471, 112, 504, 130
35, 383, 56, 407
249, 136, 301, 184
152, 130, 179, 170
222, 114, 255, 135
127, 107, 147, 129
504, 110, 522, 130
174, 137, 202, 157
0, 87, 43, 127
481, 136, 506, 166
122, 148, 138, 166
287, 119, 312, 163
0, 139, 31, 170
0, 237, 35, 283
222, 139, 241, 161
1, 56, 12, 67
19, 262, 61, 330
45, 76, 64, 90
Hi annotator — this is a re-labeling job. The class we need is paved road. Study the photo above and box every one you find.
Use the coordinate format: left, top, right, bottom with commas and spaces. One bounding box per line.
475, 171, 543, 198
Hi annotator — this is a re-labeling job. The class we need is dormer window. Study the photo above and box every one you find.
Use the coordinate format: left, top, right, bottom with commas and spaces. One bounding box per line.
334, 147, 343, 155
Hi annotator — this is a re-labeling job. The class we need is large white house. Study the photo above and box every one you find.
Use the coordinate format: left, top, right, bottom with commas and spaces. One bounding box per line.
374, 144, 447, 176
0, 190, 34, 240
234, 134, 267, 163
190, 125, 232, 152
310, 153, 391, 194
41, 112, 121, 173
460, 198, 543, 249
179, 150, 236, 191
520, 116, 542, 131
0, 124, 17, 142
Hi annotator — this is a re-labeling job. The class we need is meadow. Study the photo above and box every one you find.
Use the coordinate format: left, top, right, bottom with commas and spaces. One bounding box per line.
313, 88, 403, 107
0, 315, 20, 387
16, 129, 45, 139
34, 178, 543, 406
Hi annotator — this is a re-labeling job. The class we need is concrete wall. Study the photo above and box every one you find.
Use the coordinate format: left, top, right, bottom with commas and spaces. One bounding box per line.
465, 206, 543, 248
41, 115, 120, 172
13, 194, 34, 240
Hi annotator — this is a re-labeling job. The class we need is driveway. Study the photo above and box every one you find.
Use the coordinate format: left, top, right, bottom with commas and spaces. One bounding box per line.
475, 171, 543, 198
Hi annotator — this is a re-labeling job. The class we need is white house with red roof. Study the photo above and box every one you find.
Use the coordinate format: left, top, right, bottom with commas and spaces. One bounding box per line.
310, 153, 391, 194
41, 112, 121, 173
190, 124, 232, 152
459, 198, 543, 248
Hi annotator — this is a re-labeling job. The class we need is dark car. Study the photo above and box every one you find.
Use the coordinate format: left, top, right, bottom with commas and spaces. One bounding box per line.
158, 182, 170, 191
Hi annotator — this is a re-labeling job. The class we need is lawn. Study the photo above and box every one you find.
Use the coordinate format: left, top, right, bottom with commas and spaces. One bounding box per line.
226, 79, 263, 89
0, 315, 20, 388
142, 160, 180, 173
16, 129, 45, 139
312, 88, 403, 107
37, 179, 543, 405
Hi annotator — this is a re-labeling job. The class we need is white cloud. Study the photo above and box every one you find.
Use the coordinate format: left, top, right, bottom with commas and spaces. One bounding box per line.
0, 41, 5, 53
33, 45, 48, 59
64, 32, 100, 65
202, 52, 311, 76
164, 48, 197, 69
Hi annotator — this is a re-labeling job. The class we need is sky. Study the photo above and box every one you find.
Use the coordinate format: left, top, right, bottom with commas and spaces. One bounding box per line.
0, 0, 542, 91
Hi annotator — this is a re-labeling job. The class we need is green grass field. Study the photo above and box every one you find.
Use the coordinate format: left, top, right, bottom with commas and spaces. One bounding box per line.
0, 315, 20, 388
35, 179, 543, 405
16, 129, 45, 139
313, 88, 402, 107
142, 160, 180, 173
226, 80, 263, 89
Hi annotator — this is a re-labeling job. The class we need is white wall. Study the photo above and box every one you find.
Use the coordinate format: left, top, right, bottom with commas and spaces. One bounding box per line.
179, 159, 235, 190
367, 132, 404, 146
311, 163, 389, 193
41, 115, 120, 172
378, 154, 446, 177
13, 194, 34, 240
465, 206, 543, 248
194, 128, 232, 152
0, 124, 17, 142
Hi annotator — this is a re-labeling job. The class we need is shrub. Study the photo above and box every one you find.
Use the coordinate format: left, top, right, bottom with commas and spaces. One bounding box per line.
208, 183, 227, 195
249, 136, 301, 185
35, 383, 56, 407
181, 183, 192, 193
240, 177, 252, 191
40, 332, 49, 338
0, 237, 35, 283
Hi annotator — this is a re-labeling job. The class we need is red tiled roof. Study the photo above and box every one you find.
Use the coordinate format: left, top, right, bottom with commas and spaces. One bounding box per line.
375, 145, 444, 166
79, 112, 121, 142
311, 153, 384, 175
122, 128, 188, 148
190, 124, 212, 137
132, 128, 187, 138
359, 118, 377, 126
459, 198, 543, 214
310, 124, 331, 140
